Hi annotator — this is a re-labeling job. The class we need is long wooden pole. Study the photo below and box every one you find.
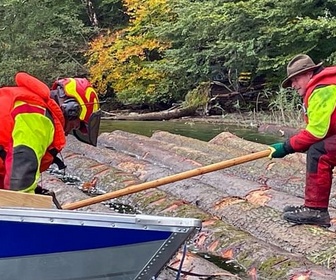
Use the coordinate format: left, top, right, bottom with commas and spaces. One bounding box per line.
63, 149, 271, 210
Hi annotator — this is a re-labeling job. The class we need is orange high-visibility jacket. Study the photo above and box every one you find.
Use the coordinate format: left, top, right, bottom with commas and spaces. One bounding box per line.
0, 72, 66, 192
288, 67, 336, 152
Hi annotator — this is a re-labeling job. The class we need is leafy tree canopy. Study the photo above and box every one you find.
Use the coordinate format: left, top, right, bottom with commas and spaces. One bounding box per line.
86, 0, 174, 107
0, 0, 95, 85
1, 0, 336, 108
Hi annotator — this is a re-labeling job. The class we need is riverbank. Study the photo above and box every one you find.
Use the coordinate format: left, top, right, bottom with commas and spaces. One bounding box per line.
170, 111, 301, 126
102, 109, 304, 139
102, 107, 305, 129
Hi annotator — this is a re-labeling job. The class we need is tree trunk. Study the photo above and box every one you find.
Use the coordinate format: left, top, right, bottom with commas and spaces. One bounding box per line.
57, 135, 336, 278
102, 106, 197, 121
82, 0, 99, 26
41, 173, 238, 279
98, 130, 312, 202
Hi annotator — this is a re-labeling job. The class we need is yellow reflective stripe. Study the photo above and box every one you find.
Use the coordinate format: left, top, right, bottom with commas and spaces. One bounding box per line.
63, 79, 87, 120
14, 100, 45, 110
14, 100, 25, 107
306, 85, 336, 138
85, 86, 99, 112
268, 146, 276, 158
63, 79, 99, 120
12, 111, 55, 193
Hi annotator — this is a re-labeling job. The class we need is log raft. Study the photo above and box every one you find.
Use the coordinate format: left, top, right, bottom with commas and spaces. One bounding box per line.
42, 132, 336, 279
41, 173, 238, 280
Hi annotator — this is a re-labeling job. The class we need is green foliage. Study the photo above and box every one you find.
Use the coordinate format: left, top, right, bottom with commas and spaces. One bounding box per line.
154, 0, 336, 94
154, 0, 232, 97
1, 0, 336, 113
86, 0, 174, 107
268, 88, 304, 126
184, 82, 210, 108
0, 0, 95, 86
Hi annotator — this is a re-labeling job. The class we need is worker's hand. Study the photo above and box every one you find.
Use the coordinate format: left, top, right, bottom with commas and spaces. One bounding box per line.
35, 185, 62, 209
35, 185, 50, 195
269, 143, 288, 158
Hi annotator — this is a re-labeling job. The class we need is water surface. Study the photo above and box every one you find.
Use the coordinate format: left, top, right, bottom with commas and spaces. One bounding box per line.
100, 120, 283, 145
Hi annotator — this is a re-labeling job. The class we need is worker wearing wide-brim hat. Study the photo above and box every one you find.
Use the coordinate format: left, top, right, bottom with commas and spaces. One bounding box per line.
269, 53, 336, 227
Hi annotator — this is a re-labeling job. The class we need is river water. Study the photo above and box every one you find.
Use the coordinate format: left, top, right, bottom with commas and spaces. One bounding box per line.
100, 120, 283, 145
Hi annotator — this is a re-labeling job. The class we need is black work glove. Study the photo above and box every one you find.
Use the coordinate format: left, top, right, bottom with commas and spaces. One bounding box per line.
35, 186, 62, 209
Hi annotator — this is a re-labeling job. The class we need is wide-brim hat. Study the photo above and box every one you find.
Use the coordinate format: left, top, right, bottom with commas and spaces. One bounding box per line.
281, 54, 323, 88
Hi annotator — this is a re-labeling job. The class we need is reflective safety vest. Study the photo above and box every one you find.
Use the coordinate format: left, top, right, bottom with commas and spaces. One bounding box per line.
304, 66, 336, 124
289, 66, 336, 151
0, 72, 66, 174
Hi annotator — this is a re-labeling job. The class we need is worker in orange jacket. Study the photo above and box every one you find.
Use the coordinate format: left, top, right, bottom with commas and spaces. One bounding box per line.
269, 54, 336, 227
0, 72, 101, 193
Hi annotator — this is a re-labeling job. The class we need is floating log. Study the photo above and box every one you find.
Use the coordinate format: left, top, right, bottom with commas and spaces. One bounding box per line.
96, 129, 333, 213
150, 130, 336, 208
102, 106, 197, 121
159, 251, 241, 280
59, 136, 336, 278
98, 130, 308, 200
44, 150, 335, 279
40, 173, 237, 279
64, 136, 302, 211
40, 173, 112, 212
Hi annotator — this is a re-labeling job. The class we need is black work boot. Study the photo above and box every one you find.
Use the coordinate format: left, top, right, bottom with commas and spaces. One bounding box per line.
283, 205, 303, 212
283, 206, 331, 227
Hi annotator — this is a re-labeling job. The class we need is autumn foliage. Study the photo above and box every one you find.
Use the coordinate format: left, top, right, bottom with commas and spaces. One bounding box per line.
86, 0, 172, 106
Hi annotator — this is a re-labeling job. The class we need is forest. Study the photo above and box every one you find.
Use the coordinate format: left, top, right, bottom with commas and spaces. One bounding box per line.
1, 0, 336, 111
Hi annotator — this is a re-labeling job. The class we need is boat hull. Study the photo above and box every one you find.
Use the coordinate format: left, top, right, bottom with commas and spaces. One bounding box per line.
0, 208, 201, 280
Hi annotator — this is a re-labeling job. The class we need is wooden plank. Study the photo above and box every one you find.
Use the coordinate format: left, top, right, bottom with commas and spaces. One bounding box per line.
0, 189, 53, 208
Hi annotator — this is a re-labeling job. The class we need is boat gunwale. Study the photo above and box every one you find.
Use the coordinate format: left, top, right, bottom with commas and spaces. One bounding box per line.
0, 207, 202, 233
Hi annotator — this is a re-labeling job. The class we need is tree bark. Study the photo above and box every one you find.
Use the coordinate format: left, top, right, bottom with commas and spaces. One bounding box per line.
98, 130, 312, 202
40, 173, 237, 279
102, 106, 197, 121
82, 0, 99, 26
58, 135, 336, 278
